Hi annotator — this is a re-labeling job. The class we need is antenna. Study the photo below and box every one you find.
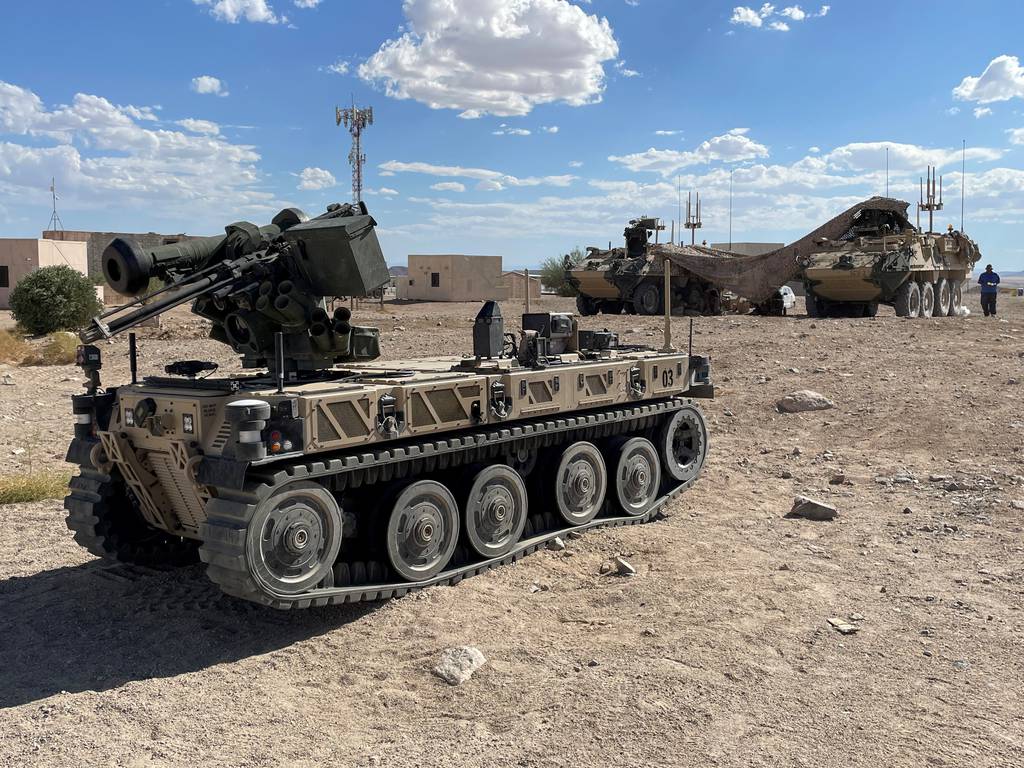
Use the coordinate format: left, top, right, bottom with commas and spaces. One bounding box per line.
684, 190, 703, 246
676, 175, 681, 245
885, 146, 889, 197
728, 169, 734, 250
960, 139, 966, 232
335, 97, 373, 204
46, 177, 65, 232
917, 165, 944, 234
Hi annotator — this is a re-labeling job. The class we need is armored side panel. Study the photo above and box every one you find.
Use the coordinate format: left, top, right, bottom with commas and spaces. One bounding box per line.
283, 214, 389, 297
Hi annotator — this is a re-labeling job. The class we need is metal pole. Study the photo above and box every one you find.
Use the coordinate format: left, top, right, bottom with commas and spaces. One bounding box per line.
961, 139, 966, 231
275, 331, 285, 393
662, 255, 674, 352
523, 267, 530, 313
885, 146, 889, 197
129, 332, 137, 384
728, 171, 733, 250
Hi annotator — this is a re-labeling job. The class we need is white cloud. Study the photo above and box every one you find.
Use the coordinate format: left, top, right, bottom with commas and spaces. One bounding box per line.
326, 61, 349, 75
730, 6, 763, 27
177, 118, 221, 135
780, 5, 805, 20
730, 3, 827, 30
824, 141, 1002, 171
294, 0, 321, 7
0, 80, 274, 224
1007, 128, 1024, 145
379, 159, 576, 189
358, 0, 619, 118
768, 21, 789, 30
808, 145, 820, 153
366, 187, 399, 197
974, 106, 993, 119
193, 0, 282, 24
615, 61, 640, 77
431, 181, 466, 192
608, 128, 770, 176
191, 75, 229, 97
946, 106, 961, 116
493, 124, 531, 136
541, 125, 559, 133
953, 55, 1024, 104
297, 166, 336, 190
655, 130, 680, 136
568, 160, 584, 168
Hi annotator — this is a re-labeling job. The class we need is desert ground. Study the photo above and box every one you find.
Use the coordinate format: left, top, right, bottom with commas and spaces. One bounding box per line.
1, 294, 1022, 768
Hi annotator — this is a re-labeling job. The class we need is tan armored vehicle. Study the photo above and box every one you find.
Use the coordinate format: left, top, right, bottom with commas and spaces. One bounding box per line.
800, 200, 980, 318
65, 203, 713, 608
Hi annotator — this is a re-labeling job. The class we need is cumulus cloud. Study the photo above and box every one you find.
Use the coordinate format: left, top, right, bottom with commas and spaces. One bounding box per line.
608, 128, 770, 176
379, 160, 575, 190
974, 106, 992, 119
568, 160, 584, 168
358, 0, 619, 118
1007, 128, 1024, 145
730, 3, 827, 30
431, 181, 466, 192
294, 0, 321, 7
655, 130, 681, 136
953, 55, 1024, 104
366, 187, 399, 197
824, 141, 1002, 171
0, 80, 274, 226
615, 61, 640, 78
492, 124, 531, 136
541, 125, 559, 134
191, 75, 229, 97
297, 166, 336, 190
325, 61, 349, 75
193, 0, 282, 24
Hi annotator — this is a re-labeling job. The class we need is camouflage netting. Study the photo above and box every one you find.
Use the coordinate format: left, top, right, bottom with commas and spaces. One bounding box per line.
651, 196, 911, 303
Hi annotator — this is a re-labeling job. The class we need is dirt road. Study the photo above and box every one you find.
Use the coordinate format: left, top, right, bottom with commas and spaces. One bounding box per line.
1, 296, 1022, 767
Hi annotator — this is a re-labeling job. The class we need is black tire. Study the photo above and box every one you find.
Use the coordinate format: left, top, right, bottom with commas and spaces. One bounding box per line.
934, 279, 951, 317
949, 281, 963, 316
919, 281, 934, 318
863, 302, 879, 318
575, 294, 599, 316
633, 282, 663, 315
894, 280, 920, 318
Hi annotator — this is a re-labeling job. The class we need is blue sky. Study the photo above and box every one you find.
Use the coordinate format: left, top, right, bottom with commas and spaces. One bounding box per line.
2, 0, 1023, 270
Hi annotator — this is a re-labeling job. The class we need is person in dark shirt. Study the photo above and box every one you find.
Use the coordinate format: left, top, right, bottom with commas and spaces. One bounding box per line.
978, 264, 1000, 316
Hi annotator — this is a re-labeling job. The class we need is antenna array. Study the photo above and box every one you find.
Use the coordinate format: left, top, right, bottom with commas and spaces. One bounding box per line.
335, 99, 374, 204
684, 191, 702, 246
917, 166, 943, 233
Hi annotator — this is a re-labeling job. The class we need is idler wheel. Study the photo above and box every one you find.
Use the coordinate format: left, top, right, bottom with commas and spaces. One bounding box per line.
609, 437, 661, 516
656, 406, 708, 485
386, 480, 459, 581
246, 481, 343, 595
554, 441, 607, 526
463, 465, 528, 558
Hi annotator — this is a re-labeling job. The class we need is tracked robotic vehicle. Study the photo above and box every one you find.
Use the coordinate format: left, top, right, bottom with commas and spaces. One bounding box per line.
65, 203, 713, 608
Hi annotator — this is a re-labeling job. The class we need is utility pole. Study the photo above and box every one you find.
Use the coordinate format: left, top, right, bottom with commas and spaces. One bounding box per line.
336, 98, 373, 204
728, 170, 734, 250
46, 177, 65, 232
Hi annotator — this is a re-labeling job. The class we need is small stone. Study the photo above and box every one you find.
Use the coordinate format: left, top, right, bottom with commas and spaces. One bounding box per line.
11, 448, 25, 456
788, 495, 838, 521
776, 390, 835, 414
788, 367, 800, 374
779, 470, 794, 479
547, 536, 566, 552
1010, 500, 1024, 511
827, 618, 859, 635
1, 374, 13, 386
567, 530, 585, 540
778, 563, 791, 571
723, 409, 735, 417
902, 507, 913, 515
599, 562, 613, 575
944, 481, 963, 492
586, 659, 599, 667
641, 628, 656, 637
1008, 378, 1019, 385
394, 325, 407, 331
433, 646, 486, 686
929, 474, 952, 482
849, 613, 865, 622
952, 660, 970, 672
529, 583, 549, 593
612, 556, 636, 576
829, 474, 847, 485
923, 650, 933, 658
792, 447, 802, 457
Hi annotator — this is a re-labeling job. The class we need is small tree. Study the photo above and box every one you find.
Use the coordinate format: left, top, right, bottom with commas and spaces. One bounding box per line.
9, 265, 102, 336
540, 246, 585, 297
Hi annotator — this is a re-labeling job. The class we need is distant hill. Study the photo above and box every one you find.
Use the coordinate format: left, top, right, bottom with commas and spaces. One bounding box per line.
388, 265, 408, 277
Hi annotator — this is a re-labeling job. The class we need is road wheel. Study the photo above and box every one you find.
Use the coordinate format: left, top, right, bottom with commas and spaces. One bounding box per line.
949, 281, 963, 316
608, 437, 661, 516
934, 278, 951, 317
553, 441, 607, 526
894, 280, 920, 318
462, 465, 528, 559
575, 294, 599, 316
919, 281, 934, 318
863, 302, 879, 318
656, 405, 709, 485
633, 282, 663, 315
385, 480, 459, 581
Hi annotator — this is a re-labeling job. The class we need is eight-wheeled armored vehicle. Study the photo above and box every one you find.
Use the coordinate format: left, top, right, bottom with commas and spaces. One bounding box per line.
65, 203, 713, 609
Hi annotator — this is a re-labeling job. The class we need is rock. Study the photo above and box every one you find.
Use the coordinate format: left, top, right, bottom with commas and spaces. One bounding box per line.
433, 646, 487, 686
722, 409, 735, 417
779, 470, 794, 479
788, 495, 838, 521
529, 583, 549, 593
829, 474, 847, 485
11, 448, 25, 456
1008, 378, 1019, 385
848, 613, 865, 622
952, 659, 970, 672
394, 325, 407, 331
902, 507, 913, 515
792, 447, 802, 457
944, 481, 964, 492
929, 474, 952, 482
776, 390, 835, 414
827, 618, 859, 635
599, 562, 613, 574
1, 374, 13, 386
586, 659, 599, 667
612, 556, 636, 576
1011, 500, 1024, 511
567, 530, 585, 540
788, 367, 800, 374
547, 536, 566, 552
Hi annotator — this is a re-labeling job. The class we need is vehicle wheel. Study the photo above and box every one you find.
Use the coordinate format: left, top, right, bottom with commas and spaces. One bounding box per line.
385, 480, 460, 581
656, 405, 708, 485
462, 465, 528, 558
245, 481, 343, 595
949, 281, 963, 316
934, 278, 951, 317
894, 280, 920, 318
608, 437, 661, 516
633, 282, 663, 315
804, 290, 821, 318
863, 302, 879, 317
575, 294, 599, 316
919, 281, 934, 318
553, 441, 607, 526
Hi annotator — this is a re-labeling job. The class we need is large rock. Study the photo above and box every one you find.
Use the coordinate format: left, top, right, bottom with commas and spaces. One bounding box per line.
776, 390, 835, 414
433, 646, 487, 686
788, 495, 838, 521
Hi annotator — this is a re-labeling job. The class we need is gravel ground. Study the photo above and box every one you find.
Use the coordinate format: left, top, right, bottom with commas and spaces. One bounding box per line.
0, 295, 1022, 767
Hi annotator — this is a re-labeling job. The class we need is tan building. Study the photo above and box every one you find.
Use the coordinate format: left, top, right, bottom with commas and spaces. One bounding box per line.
0, 238, 89, 309
397, 255, 508, 301
502, 270, 542, 301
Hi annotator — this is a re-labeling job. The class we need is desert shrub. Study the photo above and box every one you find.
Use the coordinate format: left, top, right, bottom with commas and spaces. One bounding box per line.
21, 332, 80, 366
540, 246, 585, 297
0, 330, 30, 364
0, 472, 70, 505
9, 265, 102, 336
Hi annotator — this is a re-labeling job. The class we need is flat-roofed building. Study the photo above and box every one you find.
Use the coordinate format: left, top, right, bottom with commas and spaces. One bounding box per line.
396, 255, 507, 301
0, 238, 88, 309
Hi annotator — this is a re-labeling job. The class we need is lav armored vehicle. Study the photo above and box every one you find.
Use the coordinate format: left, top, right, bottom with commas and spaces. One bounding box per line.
566, 217, 724, 316
65, 203, 713, 608
800, 200, 980, 318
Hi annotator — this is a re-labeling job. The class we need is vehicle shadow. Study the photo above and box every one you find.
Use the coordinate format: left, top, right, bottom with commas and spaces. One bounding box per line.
0, 559, 377, 709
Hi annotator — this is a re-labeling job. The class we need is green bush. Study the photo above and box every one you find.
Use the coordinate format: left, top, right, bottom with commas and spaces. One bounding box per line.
9, 265, 102, 336
540, 246, 585, 297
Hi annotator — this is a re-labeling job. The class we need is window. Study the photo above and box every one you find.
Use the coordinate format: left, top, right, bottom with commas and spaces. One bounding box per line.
0, 265, 8, 288
431, 272, 440, 288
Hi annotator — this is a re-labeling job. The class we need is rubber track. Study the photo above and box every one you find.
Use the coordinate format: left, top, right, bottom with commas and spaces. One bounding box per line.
198, 397, 701, 609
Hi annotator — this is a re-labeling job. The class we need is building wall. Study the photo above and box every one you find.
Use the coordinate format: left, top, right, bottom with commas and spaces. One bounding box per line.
0, 238, 89, 309
399, 255, 508, 301
502, 271, 542, 300
44, 229, 191, 277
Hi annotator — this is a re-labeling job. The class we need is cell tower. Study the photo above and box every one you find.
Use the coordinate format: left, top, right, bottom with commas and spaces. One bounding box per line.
918, 165, 943, 233
684, 191, 702, 245
47, 177, 65, 232
335, 99, 373, 204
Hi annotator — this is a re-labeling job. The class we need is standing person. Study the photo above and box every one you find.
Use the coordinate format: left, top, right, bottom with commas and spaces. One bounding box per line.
978, 264, 1000, 316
